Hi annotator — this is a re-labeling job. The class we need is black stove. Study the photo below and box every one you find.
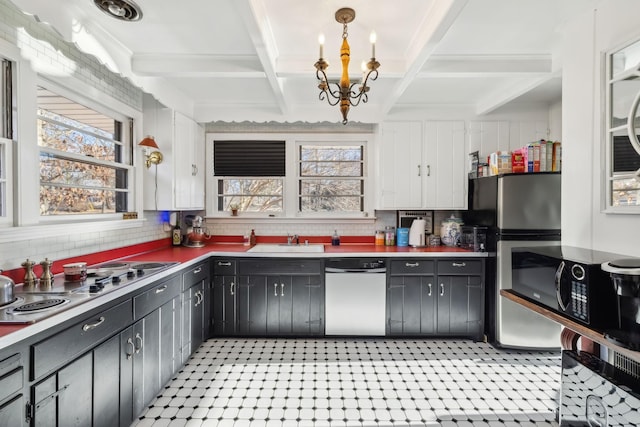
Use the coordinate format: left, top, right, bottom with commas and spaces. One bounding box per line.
0, 261, 178, 324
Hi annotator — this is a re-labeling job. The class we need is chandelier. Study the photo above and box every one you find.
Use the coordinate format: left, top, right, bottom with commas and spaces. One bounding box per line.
314, 8, 380, 125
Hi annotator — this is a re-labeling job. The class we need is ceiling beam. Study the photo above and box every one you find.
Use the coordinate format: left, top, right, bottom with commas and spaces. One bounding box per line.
380, 0, 469, 117
475, 71, 561, 115
232, 0, 288, 116
131, 54, 265, 77
418, 54, 552, 77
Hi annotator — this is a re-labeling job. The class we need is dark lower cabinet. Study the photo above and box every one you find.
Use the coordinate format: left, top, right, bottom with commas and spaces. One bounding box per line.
0, 395, 24, 427
212, 259, 237, 336
236, 259, 324, 337
93, 334, 122, 427
0, 352, 25, 427
387, 258, 484, 340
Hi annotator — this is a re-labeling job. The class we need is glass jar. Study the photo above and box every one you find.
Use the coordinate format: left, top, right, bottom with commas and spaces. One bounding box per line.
440, 215, 464, 247
374, 230, 385, 246
384, 226, 396, 246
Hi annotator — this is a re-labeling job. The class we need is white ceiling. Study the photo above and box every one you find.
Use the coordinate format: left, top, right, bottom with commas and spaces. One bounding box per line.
10, 0, 597, 124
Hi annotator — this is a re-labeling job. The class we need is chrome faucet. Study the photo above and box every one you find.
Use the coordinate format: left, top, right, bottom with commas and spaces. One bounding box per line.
287, 233, 299, 245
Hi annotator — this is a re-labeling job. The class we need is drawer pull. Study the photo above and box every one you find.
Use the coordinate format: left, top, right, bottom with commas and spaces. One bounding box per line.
82, 316, 105, 332
134, 333, 143, 353
405, 262, 420, 268
193, 267, 202, 274
452, 262, 466, 267
126, 338, 135, 360
218, 261, 231, 266
155, 285, 168, 294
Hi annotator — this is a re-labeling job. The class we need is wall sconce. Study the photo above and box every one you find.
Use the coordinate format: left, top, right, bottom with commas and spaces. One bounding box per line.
139, 135, 163, 168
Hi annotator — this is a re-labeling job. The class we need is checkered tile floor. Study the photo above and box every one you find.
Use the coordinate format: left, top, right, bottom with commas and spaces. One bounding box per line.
132, 338, 561, 427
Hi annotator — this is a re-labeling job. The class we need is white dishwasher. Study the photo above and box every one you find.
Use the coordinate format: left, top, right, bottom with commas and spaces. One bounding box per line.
324, 258, 387, 336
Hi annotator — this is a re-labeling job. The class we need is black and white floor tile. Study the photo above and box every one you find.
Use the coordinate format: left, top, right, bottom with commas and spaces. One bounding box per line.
132, 338, 561, 427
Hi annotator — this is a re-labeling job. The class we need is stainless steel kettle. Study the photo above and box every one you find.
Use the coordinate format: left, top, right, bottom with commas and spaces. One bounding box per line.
0, 273, 15, 306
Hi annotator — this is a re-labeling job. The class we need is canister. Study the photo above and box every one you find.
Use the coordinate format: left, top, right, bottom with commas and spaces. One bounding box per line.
384, 226, 396, 246
374, 230, 385, 246
396, 228, 409, 247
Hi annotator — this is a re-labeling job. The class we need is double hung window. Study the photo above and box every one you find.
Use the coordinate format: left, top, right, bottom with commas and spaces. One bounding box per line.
37, 86, 132, 217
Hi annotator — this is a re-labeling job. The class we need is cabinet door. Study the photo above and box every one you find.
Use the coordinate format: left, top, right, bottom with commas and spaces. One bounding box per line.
266, 275, 293, 335
159, 297, 180, 386
212, 275, 237, 335
132, 312, 160, 416
423, 120, 467, 209
237, 275, 268, 335
388, 276, 435, 335
379, 121, 423, 209
93, 335, 121, 427
32, 353, 93, 426
119, 326, 135, 427
291, 274, 324, 335
174, 111, 194, 209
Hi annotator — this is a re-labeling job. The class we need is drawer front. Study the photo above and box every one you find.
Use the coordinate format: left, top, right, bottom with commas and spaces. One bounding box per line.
182, 262, 209, 291
239, 259, 322, 275
32, 299, 133, 379
212, 259, 236, 276
134, 276, 180, 319
437, 259, 483, 275
390, 260, 435, 275
0, 353, 22, 403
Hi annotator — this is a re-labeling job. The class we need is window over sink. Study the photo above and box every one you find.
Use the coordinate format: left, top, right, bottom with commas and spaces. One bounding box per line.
207, 133, 372, 218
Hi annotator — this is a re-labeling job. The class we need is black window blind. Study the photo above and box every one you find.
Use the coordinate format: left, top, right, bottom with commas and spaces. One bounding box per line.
214, 140, 286, 177
613, 136, 640, 173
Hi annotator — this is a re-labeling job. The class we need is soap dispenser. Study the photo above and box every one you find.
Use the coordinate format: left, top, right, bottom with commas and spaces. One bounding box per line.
331, 229, 340, 246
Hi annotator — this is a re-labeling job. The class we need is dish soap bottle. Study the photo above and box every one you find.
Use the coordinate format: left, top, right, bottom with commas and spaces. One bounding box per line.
331, 229, 340, 246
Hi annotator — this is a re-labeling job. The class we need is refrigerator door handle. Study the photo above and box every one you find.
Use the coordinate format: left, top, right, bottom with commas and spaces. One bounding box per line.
555, 261, 567, 311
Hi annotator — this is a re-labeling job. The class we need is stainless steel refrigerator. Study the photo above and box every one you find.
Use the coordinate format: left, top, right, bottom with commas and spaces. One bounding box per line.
464, 172, 561, 349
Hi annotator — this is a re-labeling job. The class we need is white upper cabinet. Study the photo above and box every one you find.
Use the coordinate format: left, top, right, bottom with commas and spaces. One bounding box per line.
143, 96, 205, 211
378, 121, 423, 209
378, 120, 467, 210
423, 121, 466, 209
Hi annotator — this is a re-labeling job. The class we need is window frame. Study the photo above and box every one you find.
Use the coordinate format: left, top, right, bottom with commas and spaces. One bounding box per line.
36, 78, 135, 223
604, 35, 640, 213
206, 132, 374, 219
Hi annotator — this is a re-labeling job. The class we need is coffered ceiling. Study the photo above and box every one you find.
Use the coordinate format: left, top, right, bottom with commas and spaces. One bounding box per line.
10, 0, 597, 124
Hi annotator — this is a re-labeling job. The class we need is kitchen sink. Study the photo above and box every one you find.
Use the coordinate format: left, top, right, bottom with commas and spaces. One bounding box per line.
248, 244, 325, 253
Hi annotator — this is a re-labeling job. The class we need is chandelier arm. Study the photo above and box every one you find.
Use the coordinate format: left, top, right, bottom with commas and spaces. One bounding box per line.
319, 89, 342, 106
348, 88, 369, 107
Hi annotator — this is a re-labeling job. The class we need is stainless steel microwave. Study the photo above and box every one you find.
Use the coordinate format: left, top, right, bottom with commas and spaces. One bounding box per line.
511, 245, 621, 330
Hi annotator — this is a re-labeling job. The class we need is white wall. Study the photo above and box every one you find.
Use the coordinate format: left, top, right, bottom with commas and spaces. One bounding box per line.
561, 0, 640, 256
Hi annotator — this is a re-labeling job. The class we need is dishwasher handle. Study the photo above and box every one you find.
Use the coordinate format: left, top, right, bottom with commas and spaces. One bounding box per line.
325, 267, 387, 273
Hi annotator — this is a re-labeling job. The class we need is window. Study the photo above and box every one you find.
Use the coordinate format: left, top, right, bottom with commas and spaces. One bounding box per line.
214, 140, 285, 212
37, 86, 132, 216
208, 134, 371, 218
298, 143, 364, 212
0, 58, 12, 222
606, 37, 640, 210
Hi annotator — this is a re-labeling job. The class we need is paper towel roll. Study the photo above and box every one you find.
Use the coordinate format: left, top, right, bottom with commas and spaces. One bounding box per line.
409, 218, 426, 246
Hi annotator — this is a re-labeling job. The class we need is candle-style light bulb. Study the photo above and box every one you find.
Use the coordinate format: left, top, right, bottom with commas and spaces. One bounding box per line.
318, 33, 325, 59
369, 31, 377, 58
361, 60, 367, 83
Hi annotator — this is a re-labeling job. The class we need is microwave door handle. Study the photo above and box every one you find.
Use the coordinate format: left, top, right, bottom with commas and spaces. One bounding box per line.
555, 261, 568, 311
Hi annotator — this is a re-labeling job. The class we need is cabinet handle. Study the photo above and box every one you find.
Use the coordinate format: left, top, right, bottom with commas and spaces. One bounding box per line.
194, 291, 201, 306
274, 283, 278, 296
193, 267, 202, 274
451, 262, 466, 267
440, 283, 445, 296
82, 316, 105, 332
191, 164, 197, 176
126, 338, 135, 360
280, 283, 285, 296
405, 262, 420, 268
134, 333, 143, 354
230, 282, 235, 295
427, 165, 431, 176
417, 165, 421, 176
155, 285, 168, 294
427, 283, 432, 296
218, 261, 231, 267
